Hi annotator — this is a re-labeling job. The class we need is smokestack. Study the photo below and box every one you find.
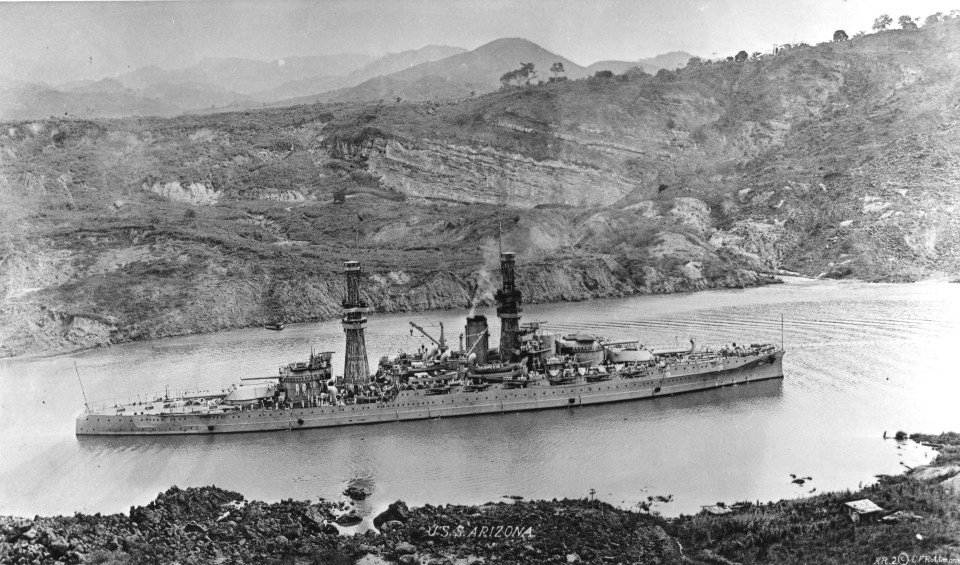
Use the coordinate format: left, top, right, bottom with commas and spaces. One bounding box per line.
495, 252, 521, 362
342, 260, 370, 385
465, 315, 489, 365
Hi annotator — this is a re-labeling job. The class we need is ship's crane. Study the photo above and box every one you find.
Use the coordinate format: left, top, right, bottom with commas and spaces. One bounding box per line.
409, 321, 446, 351
462, 329, 488, 358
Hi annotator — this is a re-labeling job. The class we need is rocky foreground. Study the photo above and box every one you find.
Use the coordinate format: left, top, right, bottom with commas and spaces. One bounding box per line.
3, 432, 960, 565
0, 488, 682, 565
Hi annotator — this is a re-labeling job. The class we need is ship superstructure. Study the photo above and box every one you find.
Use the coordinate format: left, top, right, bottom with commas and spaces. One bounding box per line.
76, 253, 785, 436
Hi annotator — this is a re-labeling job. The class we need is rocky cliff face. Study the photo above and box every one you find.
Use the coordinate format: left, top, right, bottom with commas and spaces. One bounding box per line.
356, 138, 637, 207
0, 225, 773, 357
145, 181, 222, 205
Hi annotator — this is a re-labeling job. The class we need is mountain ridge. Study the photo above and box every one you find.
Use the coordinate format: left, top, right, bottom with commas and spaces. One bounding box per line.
0, 40, 696, 119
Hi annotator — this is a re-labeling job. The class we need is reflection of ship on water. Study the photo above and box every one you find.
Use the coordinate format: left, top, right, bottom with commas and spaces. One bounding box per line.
76, 252, 784, 436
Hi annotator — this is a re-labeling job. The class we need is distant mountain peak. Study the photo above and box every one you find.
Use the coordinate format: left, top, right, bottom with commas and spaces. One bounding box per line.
483, 37, 537, 46
475, 37, 551, 53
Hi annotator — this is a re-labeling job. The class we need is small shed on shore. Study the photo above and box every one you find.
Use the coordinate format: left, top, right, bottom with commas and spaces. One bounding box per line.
844, 499, 884, 523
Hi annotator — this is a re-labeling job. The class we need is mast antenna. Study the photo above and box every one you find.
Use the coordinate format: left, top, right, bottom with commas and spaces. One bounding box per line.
74, 362, 89, 412
498, 219, 503, 255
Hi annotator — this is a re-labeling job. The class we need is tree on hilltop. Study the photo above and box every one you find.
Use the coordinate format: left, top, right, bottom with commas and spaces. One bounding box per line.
833, 30, 849, 41
924, 13, 942, 26
550, 62, 565, 77
735, 50, 748, 62
873, 14, 893, 30
899, 15, 918, 29
499, 62, 537, 88
520, 62, 536, 82
520, 63, 536, 84
656, 68, 678, 82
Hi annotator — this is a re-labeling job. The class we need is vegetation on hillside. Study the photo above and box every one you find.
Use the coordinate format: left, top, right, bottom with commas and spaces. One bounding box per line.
2, 17, 960, 356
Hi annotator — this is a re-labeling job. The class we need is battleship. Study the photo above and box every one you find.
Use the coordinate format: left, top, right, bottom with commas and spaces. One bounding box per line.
75, 253, 784, 436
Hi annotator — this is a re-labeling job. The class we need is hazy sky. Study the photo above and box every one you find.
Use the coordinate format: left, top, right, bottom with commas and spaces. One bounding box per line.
1, 0, 957, 84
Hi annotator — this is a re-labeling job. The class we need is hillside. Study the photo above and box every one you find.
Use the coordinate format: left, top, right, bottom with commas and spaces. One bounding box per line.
344, 45, 469, 85
639, 51, 698, 71
587, 60, 646, 75
2, 21, 960, 357
252, 45, 467, 103
0, 84, 181, 119
587, 51, 696, 75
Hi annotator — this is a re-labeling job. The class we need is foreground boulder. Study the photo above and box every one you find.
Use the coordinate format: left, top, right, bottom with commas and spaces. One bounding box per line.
373, 500, 410, 529
344, 486, 373, 500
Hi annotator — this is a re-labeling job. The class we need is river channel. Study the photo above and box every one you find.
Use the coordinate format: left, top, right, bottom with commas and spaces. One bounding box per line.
1, 277, 958, 519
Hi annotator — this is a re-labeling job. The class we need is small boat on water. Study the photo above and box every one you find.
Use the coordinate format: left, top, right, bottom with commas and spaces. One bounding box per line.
264, 322, 285, 331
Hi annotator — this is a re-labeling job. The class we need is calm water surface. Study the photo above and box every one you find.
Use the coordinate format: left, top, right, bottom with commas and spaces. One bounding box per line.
2, 278, 958, 520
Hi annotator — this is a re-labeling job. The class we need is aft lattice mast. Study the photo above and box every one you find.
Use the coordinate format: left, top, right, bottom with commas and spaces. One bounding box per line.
342, 260, 370, 385
495, 252, 522, 362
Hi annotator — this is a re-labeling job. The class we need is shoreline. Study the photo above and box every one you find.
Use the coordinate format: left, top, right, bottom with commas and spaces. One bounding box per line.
1, 273, 787, 362
2, 432, 957, 564
4, 266, 955, 363
14, 271, 958, 363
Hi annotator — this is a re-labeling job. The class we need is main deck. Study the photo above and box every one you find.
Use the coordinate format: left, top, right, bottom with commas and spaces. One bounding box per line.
76, 351, 783, 436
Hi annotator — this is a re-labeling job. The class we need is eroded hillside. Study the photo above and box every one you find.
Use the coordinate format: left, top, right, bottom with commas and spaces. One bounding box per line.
2, 22, 959, 357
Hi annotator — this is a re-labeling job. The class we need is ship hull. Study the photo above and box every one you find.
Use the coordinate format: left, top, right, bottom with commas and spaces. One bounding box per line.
76, 352, 783, 436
